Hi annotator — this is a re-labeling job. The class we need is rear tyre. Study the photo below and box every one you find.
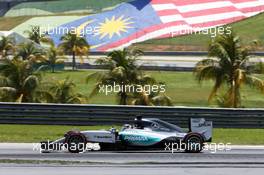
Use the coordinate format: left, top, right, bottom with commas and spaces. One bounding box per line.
67, 135, 86, 153
184, 134, 204, 153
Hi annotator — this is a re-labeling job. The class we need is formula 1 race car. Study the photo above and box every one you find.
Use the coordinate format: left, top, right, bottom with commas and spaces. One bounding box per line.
41, 117, 212, 153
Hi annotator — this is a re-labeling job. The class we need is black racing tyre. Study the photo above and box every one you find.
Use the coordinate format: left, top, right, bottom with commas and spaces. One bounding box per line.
184, 134, 204, 153
67, 135, 86, 153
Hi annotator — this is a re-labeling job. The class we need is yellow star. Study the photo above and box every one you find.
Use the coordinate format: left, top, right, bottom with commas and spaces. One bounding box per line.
97, 15, 133, 39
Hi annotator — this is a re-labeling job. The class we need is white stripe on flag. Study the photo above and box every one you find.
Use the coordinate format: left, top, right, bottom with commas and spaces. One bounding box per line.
177, 1, 233, 13
234, 1, 264, 9
160, 14, 183, 23
244, 11, 260, 17
152, 4, 176, 11
185, 11, 245, 24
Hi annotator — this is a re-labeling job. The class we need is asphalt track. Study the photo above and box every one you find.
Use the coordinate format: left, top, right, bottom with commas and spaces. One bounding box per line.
0, 144, 264, 174
1, 165, 263, 175
70, 55, 264, 68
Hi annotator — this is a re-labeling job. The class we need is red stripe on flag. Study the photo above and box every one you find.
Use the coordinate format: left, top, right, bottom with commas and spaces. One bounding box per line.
229, 0, 258, 3
239, 5, 264, 13
191, 16, 245, 28
157, 9, 180, 16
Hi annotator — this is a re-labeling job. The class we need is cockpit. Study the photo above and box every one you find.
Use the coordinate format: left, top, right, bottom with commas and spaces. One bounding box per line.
121, 118, 185, 133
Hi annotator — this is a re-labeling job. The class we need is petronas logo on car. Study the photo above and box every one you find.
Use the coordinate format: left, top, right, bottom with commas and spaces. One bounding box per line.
124, 136, 148, 142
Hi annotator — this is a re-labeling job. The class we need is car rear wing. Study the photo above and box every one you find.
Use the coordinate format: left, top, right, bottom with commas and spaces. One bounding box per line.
189, 118, 213, 142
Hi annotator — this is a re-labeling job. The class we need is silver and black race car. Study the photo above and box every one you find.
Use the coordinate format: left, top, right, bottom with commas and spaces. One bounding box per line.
41, 117, 212, 153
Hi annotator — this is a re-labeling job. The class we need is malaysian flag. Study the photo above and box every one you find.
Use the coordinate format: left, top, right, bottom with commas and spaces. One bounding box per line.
50, 0, 264, 51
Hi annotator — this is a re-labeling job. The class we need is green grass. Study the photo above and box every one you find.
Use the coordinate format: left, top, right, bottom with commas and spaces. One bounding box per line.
213, 129, 264, 145
43, 70, 264, 108
44, 70, 117, 104
0, 124, 263, 145
0, 124, 119, 143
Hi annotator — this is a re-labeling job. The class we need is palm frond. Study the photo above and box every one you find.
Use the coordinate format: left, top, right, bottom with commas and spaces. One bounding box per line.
86, 71, 106, 83
245, 75, 264, 92
152, 94, 173, 106
23, 75, 39, 91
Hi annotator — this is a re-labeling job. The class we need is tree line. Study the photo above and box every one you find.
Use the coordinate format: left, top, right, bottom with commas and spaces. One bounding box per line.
0, 26, 172, 105
0, 26, 264, 107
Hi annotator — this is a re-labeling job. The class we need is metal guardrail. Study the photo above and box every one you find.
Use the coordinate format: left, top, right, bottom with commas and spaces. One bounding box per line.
89, 51, 264, 56
0, 103, 264, 128
65, 63, 194, 72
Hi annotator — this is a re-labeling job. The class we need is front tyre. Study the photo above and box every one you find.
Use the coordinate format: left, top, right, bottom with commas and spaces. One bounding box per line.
184, 134, 204, 153
67, 135, 86, 153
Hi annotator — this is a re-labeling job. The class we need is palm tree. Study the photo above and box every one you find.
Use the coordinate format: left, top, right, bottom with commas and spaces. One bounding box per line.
24, 26, 50, 44
41, 40, 65, 73
87, 48, 172, 106
87, 48, 143, 105
128, 75, 173, 106
15, 42, 45, 62
0, 36, 15, 58
194, 31, 264, 108
48, 77, 87, 104
130, 92, 173, 106
59, 32, 89, 70
0, 58, 44, 102
45, 46, 65, 73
